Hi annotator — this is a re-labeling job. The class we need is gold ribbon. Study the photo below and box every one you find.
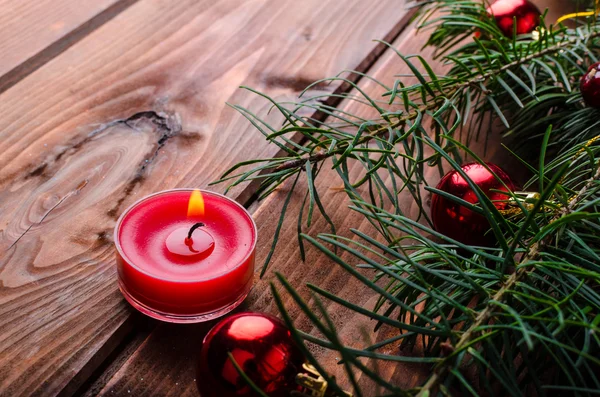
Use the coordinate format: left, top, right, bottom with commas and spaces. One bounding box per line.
555, 0, 599, 25
571, 134, 600, 160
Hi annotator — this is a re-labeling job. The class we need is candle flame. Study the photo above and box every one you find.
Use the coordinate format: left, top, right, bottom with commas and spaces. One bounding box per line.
187, 190, 205, 217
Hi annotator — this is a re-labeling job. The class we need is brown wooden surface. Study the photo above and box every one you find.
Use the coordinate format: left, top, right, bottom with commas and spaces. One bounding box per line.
92, 1, 572, 396
0, 0, 416, 396
85, 1, 573, 396
0, 0, 138, 94
0, 1, 572, 396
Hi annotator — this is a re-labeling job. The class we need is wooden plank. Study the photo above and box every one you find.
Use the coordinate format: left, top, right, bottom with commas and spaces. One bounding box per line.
0, 0, 415, 395
0, 0, 138, 94
85, 1, 575, 395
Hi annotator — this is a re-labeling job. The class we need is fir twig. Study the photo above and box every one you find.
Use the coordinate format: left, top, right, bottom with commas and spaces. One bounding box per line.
274, 31, 600, 173
219, 0, 600, 394
418, 163, 600, 396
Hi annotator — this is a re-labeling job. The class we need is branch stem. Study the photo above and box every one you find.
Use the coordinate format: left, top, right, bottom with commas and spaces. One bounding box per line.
274, 31, 600, 173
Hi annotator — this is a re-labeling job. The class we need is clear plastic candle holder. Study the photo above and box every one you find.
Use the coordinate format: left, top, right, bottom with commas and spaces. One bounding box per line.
114, 189, 257, 323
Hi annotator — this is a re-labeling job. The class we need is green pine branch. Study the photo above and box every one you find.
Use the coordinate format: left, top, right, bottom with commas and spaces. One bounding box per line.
273, 31, 600, 174
418, 160, 600, 396
216, 0, 600, 395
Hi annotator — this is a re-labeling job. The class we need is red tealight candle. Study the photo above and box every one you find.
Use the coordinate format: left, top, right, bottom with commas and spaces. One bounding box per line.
115, 189, 257, 323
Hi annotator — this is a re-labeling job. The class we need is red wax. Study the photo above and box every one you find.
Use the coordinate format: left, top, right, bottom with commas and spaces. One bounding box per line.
115, 189, 257, 323
165, 227, 215, 257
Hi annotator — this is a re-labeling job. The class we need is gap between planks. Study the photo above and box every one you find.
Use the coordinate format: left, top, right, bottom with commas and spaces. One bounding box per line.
0, 0, 139, 95
235, 7, 419, 208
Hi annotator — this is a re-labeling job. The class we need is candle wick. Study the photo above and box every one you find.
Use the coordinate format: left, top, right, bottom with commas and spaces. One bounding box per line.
187, 222, 205, 240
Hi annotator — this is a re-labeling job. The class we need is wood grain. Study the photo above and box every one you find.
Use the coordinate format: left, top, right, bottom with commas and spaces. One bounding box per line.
0, 0, 138, 94
0, 0, 415, 395
85, 1, 575, 396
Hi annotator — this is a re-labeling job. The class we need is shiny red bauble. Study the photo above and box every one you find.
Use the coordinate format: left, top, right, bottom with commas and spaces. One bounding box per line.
581, 62, 600, 109
197, 312, 305, 397
487, 0, 541, 37
431, 163, 516, 246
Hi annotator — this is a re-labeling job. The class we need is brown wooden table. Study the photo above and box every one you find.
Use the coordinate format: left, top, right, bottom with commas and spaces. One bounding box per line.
0, 1, 570, 396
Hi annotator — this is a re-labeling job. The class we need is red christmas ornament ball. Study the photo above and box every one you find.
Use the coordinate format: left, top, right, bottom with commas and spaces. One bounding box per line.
581, 62, 600, 108
431, 162, 516, 246
487, 0, 541, 37
197, 312, 305, 397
